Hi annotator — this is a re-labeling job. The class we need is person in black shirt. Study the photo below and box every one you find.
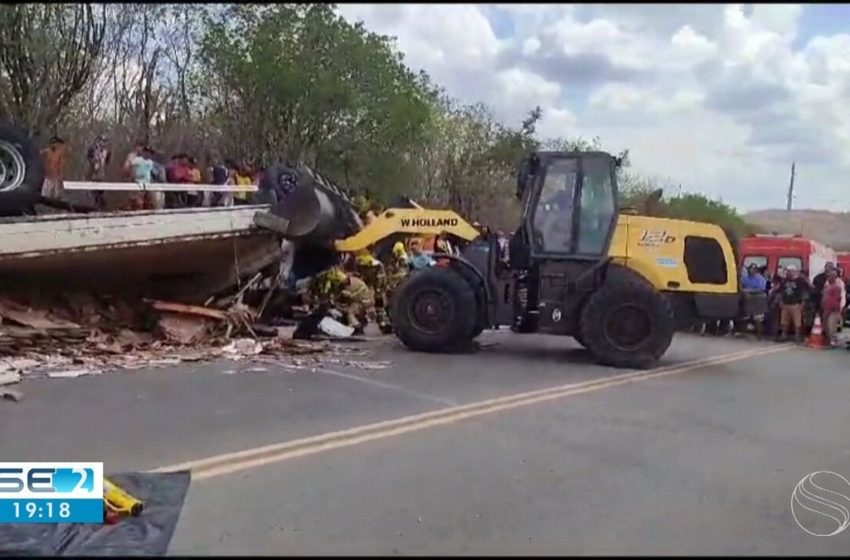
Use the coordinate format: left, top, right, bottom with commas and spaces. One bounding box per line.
776, 264, 810, 343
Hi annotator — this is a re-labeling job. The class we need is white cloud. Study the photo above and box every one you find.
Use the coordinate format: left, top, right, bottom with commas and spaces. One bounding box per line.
671, 25, 718, 63
537, 107, 577, 139
337, 3, 850, 212
521, 36, 541, 56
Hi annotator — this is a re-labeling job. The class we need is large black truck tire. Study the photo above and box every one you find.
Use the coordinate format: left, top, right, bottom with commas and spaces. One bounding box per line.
578, 277, 675, 369
0, 124, 44, 217
390, 266, 479, 353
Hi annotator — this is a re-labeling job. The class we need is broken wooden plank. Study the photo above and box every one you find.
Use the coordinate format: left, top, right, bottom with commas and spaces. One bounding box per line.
147, 300, 230, 321
0, 300, 82, 330
159, 313, 211, 345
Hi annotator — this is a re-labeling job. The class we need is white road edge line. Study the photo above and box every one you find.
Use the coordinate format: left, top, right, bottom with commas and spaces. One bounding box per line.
315, 367, 458, 407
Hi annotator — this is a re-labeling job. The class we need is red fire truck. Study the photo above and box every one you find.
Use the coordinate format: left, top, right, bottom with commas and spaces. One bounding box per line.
739, 234, 836, 281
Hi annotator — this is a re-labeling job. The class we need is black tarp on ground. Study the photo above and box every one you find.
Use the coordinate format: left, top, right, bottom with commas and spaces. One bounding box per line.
0, 471, 190, 556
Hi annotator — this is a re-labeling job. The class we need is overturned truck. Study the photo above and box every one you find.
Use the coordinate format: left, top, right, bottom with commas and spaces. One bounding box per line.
0, 124, 365, 301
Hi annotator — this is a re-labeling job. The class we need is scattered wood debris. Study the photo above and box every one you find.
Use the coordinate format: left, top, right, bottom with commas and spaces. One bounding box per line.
0, 290, 342, 381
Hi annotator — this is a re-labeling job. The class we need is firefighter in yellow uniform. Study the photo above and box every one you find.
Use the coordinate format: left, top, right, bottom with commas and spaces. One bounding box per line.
304, 266, 348, 309
339, 273, 378, 335
385, 242, 410, 295
304, 265, 378, 335
353, 251, 393, 334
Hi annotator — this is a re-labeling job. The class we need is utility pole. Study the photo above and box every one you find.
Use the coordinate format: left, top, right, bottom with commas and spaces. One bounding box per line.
786, 162, 796, 211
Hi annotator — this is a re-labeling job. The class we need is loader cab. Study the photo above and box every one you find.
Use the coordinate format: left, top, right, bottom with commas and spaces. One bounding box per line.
514, 151, 619, 263
509, 152, 621, 335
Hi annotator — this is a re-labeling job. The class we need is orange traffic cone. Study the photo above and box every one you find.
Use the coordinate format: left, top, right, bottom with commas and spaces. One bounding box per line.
807, 314, 827, 349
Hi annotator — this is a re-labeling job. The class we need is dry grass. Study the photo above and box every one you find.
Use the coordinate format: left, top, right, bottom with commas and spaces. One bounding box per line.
745, 209, 850, 251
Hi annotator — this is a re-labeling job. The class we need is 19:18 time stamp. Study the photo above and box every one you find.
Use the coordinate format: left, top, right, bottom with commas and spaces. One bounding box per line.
7, 500, 72, 521
0, 463, 105, 524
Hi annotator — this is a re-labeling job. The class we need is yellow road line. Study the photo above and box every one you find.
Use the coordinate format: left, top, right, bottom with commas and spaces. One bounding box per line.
152, 344, 792, 480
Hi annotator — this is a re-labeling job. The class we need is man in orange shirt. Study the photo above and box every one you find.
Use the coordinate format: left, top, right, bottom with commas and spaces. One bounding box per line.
40, 136, 68, 200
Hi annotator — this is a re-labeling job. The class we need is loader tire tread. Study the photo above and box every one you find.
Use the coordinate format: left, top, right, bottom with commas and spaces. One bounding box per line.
390, 266, 478, 353
579, 276, 675, 369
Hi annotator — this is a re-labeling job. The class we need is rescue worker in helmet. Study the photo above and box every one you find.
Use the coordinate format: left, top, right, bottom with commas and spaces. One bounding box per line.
352, 250, 393, 334
338, 271, 379, 335
392, 241, 409, 268
302, 266, 348, 310
385, 241, 411, 299
302, 265, 380, 335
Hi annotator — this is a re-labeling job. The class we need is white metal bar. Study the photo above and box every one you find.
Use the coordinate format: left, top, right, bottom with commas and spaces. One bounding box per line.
63, 181, 259, 193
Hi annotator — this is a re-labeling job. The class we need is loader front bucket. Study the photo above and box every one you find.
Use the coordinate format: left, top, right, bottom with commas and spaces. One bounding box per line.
260, 164, 362, 245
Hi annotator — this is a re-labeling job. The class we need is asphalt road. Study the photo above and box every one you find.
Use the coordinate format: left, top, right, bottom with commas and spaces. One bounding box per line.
3, 331, 850, 555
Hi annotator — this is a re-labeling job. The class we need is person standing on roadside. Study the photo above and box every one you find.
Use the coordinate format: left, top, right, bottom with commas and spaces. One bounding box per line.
777, 264, 810, 344
165, 153, 191, 208
187, 156, 203, 207
821, 267, 845, 347
127, 147, 154, 210
738, 263, 767, 338
208, 156, 229, 207
86, 135, 111, 209
123, 141, 145, 179
233, 161, 253, 205
40, 136, 68, 200
811, 262, 836, 318
143, 147, 167, 209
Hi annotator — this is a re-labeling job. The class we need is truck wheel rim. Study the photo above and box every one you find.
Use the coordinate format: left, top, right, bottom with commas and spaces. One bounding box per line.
409, 289, 453, 334
0, 140, 26, 192
604, 304, 652, 351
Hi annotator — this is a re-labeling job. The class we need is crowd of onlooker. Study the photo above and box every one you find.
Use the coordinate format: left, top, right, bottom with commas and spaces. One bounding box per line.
39, 133, 266, 211
727, 261, 848, 347
117, 141, 263, 211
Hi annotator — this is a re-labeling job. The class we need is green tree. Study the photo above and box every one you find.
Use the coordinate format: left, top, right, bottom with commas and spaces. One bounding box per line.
660, 193, 756, 236
407, 99, 539, 227
196, 3, 433, 199
0, 5, 107, 136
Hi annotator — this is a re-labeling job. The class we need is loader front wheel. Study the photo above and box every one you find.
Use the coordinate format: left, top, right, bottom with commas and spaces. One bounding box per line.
391, 266, 479, 353
579, 278, 675, 369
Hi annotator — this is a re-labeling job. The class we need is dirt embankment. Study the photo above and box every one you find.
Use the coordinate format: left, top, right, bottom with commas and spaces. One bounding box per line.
745, 209, 850, 251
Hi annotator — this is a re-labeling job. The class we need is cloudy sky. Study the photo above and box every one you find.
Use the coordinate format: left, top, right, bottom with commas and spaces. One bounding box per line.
338, 4, 850, 213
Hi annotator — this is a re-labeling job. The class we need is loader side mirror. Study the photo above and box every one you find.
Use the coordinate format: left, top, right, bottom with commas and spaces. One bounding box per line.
516, 158, 529, 199
516, 156, 537, 200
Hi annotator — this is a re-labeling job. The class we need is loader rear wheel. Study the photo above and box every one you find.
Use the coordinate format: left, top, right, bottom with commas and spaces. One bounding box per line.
391, 266, 479, 352
579, 278, 675, 369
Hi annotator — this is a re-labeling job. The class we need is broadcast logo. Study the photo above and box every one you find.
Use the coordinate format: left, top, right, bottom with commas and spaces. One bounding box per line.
791, 470, 850, 537
0, 462, 103, 524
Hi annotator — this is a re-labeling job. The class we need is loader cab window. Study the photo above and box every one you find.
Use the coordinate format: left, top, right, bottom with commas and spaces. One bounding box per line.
531, 158, 578, 253
577, 157, 617, 255
684, 236, 728, 284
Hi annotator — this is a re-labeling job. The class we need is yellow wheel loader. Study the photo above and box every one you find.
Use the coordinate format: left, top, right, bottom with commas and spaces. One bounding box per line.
255, 164, 482, 274
388, 151, 766, 369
